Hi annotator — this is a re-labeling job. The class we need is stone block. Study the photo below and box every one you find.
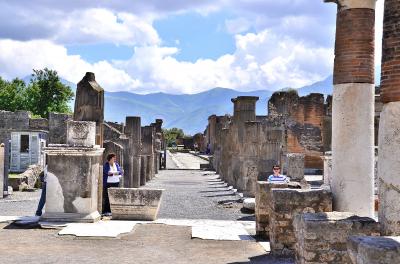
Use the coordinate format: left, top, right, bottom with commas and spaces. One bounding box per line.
41, 145, 103, 223
108, 188, 163, 221
294, 212, 380, 264
66, 121, 96, 147
269, 188, 333, 256
255, 181, 301, 239
347, 236, 400, 264
286, 153, 305, 181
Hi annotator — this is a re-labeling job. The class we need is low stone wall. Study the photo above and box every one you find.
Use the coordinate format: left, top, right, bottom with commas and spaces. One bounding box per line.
255, 181, 301, 239
294, 212, 380, 264
269, 188, 332, 256
347, 236, 400, 264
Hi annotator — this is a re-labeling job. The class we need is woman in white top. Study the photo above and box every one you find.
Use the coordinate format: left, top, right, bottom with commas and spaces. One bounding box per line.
102, 153, 123, 216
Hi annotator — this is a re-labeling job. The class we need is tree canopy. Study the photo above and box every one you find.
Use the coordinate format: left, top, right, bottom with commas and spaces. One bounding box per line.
163, 127, 185, 147
0, 68, 74, 117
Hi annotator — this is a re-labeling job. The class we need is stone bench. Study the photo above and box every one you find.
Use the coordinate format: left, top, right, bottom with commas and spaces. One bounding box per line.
255, 181, 301, 239
108, 188, 163, 221
269, 188, 332, 256
294, 212, 380, 264
347, 236, 400, 264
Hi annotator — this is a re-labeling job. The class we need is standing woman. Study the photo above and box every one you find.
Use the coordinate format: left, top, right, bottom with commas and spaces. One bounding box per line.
103, 153, 122, 216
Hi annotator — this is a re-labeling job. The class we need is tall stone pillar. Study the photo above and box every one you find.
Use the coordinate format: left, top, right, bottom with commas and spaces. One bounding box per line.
207, 115, 217, 154
325, 0, 376, 217
142, 126, 154, 181
378, 0, 400, 236
125, 117, 141, 188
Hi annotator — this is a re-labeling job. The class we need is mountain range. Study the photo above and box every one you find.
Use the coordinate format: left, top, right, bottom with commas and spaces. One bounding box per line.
26, 75, 333, 135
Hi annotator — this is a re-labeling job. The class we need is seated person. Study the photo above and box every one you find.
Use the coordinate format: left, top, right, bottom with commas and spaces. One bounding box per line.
267, 165, 290, 183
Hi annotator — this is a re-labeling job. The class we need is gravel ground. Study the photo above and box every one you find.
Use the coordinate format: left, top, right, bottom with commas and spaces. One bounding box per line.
0, 223, 294, 264
146, 152, 252, 221
0, 190, 41, 216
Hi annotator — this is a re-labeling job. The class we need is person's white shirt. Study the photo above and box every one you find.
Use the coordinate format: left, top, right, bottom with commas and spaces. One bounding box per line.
107, 163, 121, 183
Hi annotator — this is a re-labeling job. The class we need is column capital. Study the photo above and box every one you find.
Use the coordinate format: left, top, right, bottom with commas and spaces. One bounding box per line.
324, 0, 376, 10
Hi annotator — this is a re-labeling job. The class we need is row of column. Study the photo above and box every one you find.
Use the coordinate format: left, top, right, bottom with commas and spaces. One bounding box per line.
327, 0, 400, 235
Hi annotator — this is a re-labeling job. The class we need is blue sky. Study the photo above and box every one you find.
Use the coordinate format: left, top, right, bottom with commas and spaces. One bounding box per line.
0, 0, 384, 94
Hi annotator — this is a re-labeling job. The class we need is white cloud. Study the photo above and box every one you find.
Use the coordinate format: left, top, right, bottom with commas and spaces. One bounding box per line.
225, 17, 252, 34
0, 39, 140, 92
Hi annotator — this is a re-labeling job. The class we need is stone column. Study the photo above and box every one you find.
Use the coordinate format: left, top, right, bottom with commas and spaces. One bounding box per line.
142, 126, 154, 181
0, 143, 4, 198
42, 121, 103, 222
286, 153, 305, 182
125, 117, 141, 188
325, 0, 376, 217
378, 0, 400, 236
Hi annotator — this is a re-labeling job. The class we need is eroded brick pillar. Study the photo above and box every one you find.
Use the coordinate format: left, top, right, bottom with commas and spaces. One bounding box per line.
142, 126, 155, 181
378, 0, 400, 236
125, 116, 141, 188
325, 0, 376, 217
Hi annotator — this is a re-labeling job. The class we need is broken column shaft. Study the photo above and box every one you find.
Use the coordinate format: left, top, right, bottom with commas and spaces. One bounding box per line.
378, 0, 400, 236
125, 117, 141, 188
326, 0, 376, 217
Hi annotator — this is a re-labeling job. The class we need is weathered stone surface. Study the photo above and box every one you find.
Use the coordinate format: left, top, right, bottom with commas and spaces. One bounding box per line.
269, 188, 332, 256
74, 72, 104, 146
42, 121, 103, 223
67, 121, 96, 147
323, 152, 332, 186
140, 155, 147, 186
48, 113, 72, 144
125, 117, 141, 188
108, 188, 163, 221
294, 212, 380, 264
103, 122, 123, 142
243, 198, 255, 211
332, 83, 375, 217
9, 164, 42, 191
255, 181, 301, 239
347, 236, 400, 264
378, 102, 400, 235
0, 144, 4, 198
286, 153, 305, 181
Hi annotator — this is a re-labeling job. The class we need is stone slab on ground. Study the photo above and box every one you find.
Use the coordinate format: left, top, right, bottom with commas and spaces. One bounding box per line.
243, 198, 255, 211
192, 224, 254, 241
58, 221, 138, 238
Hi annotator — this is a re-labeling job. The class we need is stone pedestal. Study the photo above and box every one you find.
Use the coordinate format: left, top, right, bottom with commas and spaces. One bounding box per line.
255, 181, 301, 239
108, 188, 163, 221
294, 212, 380, 264
347, 236, 400, 264
269, 188, 332, 256
41, 121, 103, 223
286, 153, 305, 182
0, 143, 4, 198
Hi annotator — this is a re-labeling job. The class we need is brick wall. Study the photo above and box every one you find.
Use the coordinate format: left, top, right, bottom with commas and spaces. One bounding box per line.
381, 0, 400, 103
334, 8, 375, 84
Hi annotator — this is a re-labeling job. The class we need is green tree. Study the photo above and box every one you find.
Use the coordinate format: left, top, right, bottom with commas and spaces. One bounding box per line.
163, 127, 185, 147
0, 77, 28, 112
26, 68, 74, 117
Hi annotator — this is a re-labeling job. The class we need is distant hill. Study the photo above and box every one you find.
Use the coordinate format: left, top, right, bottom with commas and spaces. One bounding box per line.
21, 75, 333, 135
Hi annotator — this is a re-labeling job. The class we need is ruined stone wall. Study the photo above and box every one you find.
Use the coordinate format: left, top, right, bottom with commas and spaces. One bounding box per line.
29, 118, 48, 131
103, 122, 123, 142
0, 110, 31, 145
268, 92, 325, 169
193, 133, 206, 152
